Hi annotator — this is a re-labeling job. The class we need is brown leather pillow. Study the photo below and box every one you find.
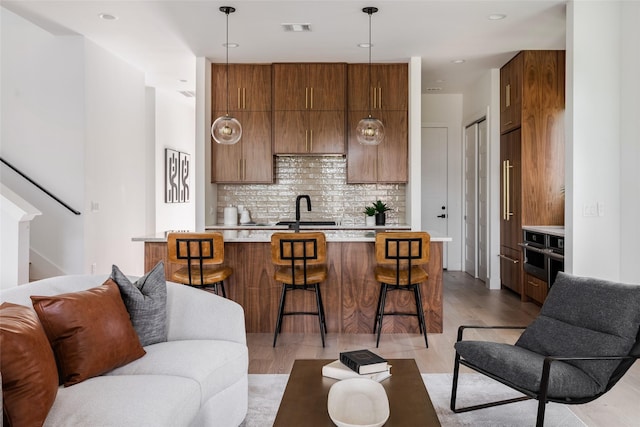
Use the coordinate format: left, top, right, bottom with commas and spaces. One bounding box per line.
1, 302, 59, 426
31, 279, 146, 386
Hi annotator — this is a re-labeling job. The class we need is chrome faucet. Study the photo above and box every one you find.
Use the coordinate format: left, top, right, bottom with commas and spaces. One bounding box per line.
294, 195, 311, 232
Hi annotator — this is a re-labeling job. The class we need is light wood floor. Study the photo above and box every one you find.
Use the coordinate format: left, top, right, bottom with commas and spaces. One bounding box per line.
246, 271, 640, 426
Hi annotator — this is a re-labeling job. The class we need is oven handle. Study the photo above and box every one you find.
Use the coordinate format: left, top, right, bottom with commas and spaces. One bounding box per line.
518, 243, 547, 254
547, 251, 564, 261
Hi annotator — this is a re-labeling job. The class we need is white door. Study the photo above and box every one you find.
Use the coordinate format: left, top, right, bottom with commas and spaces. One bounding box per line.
421, 127, 448, 269
464, 125, 477, 277
477, 120, 488, 282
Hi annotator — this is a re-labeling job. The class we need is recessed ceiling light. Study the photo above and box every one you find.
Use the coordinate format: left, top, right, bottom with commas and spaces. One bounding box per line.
223, 43, 239, 48
358, 43, 373, 48
435, 79, 446, 83
488, 14, 507, 20
98, 13, 117, 21
451, 59, 465, 64
178, 79, 188, 83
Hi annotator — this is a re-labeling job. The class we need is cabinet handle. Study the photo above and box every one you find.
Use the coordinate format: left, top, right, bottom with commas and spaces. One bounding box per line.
502, 160, 507, 220
498, 254, 519, 264
503, 120, 513, 126
528, 280, 540, 288
506, 83, 511, 108
305, 129, 308, 152
305, 87, 309, 109
371, 86, 376, 110
378, 87, 382, 109
310, 87, 314, 109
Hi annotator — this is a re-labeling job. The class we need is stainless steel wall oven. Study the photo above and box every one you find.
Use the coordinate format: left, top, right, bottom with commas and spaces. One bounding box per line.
520, 230, 564, 288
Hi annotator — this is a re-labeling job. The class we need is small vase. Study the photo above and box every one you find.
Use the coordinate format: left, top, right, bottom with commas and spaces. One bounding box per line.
375, 212, 386, 226
365, 215, 376, 226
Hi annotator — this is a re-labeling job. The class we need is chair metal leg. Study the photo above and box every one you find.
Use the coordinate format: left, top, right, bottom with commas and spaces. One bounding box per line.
376, 283, 388, 347
414, 284, 428, 348
273, 283, 288, 347
219, 281, 227, 298
314, 284, 325, 347
316, 283, 327, 334
373, 284, 384, 334
450, 352, 461, 411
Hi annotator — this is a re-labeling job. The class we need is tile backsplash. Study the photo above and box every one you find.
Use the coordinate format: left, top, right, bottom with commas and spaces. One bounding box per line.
216, 156, 406, 225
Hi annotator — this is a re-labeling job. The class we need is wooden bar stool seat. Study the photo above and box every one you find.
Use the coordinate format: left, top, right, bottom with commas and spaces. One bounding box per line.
167, 232, 232, 298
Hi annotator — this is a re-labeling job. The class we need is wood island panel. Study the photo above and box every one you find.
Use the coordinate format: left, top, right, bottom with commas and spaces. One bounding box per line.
143, 240, 443, 334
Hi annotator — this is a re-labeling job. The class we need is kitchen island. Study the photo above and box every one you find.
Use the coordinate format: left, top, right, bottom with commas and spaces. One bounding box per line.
134, 226, 450, 334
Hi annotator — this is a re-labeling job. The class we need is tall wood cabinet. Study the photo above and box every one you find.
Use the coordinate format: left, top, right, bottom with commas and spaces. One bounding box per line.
272, 63, 346, 154
499, 50, 565, 298
211, 64, 273, 183
347, 64, 408, 183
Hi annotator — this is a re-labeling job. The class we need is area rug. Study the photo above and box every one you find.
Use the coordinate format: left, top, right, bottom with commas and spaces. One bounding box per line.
240, 373, 587, 426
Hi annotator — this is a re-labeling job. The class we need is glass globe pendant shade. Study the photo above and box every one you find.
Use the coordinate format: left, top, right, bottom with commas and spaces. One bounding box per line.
211, 114, 242, 145
356, 116, 385, 145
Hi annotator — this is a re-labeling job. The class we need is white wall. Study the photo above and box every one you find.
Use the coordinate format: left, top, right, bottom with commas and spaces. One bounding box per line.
1, 8, 85, 274
153, 88, 196, 233
421, 94, 463, 270
2, 8, 149, 277
619, 1, 640, 283
566, 1, 632, 281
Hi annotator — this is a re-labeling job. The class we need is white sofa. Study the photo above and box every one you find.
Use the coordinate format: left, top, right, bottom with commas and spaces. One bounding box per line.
0, 274, 248, 427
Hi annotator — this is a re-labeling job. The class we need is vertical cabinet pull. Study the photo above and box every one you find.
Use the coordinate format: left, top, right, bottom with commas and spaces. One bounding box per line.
378, 87, 382, 109
502, 160, 513, 221
236, 88, 247, 109
310, 87, 314, 109
505, 83, 511, 108
309, 130, 313, 152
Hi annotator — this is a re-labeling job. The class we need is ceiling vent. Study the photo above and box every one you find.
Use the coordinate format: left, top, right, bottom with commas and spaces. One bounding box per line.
425, 87, 443, 92
281, 23, 312, 32
178, 90, 195, 98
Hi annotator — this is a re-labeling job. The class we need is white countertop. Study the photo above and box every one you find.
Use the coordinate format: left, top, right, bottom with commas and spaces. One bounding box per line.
133, 227, 452, 243
522, 225, 565, 237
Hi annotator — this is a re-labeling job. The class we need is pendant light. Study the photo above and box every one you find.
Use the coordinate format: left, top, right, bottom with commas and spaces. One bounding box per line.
211, 6, 242, 145
356, 7, 384, 146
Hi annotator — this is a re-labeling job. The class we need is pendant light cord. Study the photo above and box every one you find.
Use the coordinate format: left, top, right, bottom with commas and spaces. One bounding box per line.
225, 10, 230, 116
368, 10, 372, 119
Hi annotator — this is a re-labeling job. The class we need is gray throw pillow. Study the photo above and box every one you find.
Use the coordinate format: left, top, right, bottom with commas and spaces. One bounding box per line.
111, 261, 167, 346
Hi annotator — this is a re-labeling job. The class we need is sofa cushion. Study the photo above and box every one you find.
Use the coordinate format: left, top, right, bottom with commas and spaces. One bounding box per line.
0, 302, 59, 426
43, 374, 200, 427
107, 339, 248, 404
516, 272, 640, 389
31, 279, 146, 386
111, 261, 168, 346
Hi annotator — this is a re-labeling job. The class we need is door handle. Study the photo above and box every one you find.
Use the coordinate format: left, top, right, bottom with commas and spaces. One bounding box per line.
437, 214, 446, 218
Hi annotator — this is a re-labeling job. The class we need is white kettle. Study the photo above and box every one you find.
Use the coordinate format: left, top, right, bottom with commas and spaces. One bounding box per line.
240, 208, 251, 224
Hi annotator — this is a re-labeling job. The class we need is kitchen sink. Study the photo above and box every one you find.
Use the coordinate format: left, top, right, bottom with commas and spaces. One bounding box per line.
276, 220, 337, 227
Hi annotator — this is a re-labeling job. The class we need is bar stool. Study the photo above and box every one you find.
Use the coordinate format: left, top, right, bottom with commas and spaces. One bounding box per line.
271, 232, 328, 347
166, 232, 232, 297
373, 231, 430, 348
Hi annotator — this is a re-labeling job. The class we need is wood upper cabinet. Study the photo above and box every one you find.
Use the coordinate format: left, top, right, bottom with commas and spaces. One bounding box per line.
211, 111, 273, 183
273, 63, 346, 154
347, 63, 408, 183
347, 110, 407, 183
273, 63, 346, 111
348, 64, 408, 111
212, 64, 271, 112
499, 50, 565, 297
211, 64, 273, 183
500, 54, 523, 134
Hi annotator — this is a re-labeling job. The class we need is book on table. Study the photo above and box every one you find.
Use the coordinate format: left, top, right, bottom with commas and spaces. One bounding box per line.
322, 360, 392, 382
339, 349, 388, 375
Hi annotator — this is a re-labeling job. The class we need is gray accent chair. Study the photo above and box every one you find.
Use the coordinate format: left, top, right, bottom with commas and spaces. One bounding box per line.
451, 272, 640, 427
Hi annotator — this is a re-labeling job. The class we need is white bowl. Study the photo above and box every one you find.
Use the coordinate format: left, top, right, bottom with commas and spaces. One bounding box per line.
327, 378, 390, 427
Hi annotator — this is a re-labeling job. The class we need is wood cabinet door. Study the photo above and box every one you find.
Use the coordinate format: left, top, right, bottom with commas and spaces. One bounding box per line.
374, 63, 408, 111
376, 110, 408, 182
242, 111, 273, 182
347, 111, 378, 183
232, 64, 271, 111
500, 129, 522, 250
273, 110, 307, 154
308, 111, 345, 154
211, 111, 243, 182
500, 246, 522, 293
273, 63, 307, 110
500, 53, 522, 134
308, 63, 346, 110
347, 64, 370, 111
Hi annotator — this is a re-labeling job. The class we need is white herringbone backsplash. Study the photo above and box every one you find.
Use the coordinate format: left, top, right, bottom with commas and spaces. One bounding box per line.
216, 156, 406, 225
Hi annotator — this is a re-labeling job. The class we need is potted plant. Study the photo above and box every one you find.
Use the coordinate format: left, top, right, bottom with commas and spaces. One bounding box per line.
363, 206, 376, 226
372, 200, 391, 226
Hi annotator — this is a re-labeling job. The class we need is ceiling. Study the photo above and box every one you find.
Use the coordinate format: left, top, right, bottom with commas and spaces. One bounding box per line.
3, 1, 567, 95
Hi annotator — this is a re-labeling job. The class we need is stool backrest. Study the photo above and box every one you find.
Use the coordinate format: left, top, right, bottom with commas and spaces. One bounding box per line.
375, 231, 430, 268
167, 232, 225, 266
271, 232, 327, 268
